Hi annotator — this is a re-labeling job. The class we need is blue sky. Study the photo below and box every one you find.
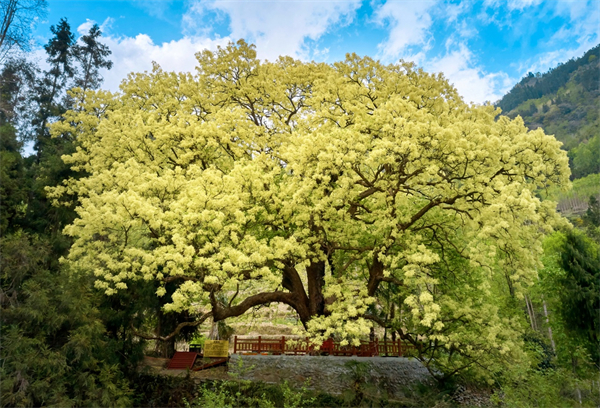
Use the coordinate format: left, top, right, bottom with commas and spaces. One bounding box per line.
31, 0, 599, 104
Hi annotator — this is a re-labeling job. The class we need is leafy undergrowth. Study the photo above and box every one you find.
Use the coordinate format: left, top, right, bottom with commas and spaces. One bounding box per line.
131, 366, 600, 408
130, 368, 496, 408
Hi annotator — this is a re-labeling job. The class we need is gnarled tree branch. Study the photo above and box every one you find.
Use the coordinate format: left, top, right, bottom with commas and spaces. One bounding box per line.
131, 311, 213, 341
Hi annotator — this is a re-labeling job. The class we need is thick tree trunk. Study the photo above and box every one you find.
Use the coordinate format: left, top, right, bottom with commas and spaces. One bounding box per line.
367, 256, 384, 297
210, 260, 332, 330
306, 260, 326, 316
154, 309, 177, 358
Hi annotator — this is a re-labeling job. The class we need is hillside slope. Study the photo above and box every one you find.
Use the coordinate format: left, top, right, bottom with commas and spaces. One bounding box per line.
496, 44, 599, 180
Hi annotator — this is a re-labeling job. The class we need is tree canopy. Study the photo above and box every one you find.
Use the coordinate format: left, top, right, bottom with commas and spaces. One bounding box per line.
51, 40, 571, 380
0, 0, 47, 60
0, 17, 135, 406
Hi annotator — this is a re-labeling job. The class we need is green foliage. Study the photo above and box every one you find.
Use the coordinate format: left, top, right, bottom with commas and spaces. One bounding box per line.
0, 58, 36, 235
341, 360, 383, 406
132, 372, 197, 408
582, 196, 600, 242
0, 16, 140, 407
96, 278, 155, 367
186, 379, 316, 408
32, 17, 76, 149
395, 380, 465, 408
556, 231, 600, 361
507, 229, 600, 408
583, 196, 600, 227
181, 357, 317, 408
189, 333, 206, 349
494, 367, 599, 408
192, 382, 237, 408
569, 134, 600, 179
491, 332, 598, 407
0, 234, 133, 407
0, 123, 26, 235
567, 174, 599, 200
72, 23, 113, 92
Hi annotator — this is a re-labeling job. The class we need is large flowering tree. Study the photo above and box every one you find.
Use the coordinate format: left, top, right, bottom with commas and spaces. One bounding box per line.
51, 40, 570, 380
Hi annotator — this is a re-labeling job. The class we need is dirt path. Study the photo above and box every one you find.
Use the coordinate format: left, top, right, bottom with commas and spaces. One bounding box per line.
140, 356, 230, 381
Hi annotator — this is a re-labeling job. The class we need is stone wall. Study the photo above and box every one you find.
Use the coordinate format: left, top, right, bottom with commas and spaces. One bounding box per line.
228, 354, 434, 399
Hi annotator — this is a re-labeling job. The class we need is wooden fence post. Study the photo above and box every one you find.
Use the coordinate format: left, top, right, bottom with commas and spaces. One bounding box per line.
281, 336, 285, 354
258, 335, 262, 353
234, 336, 238, 354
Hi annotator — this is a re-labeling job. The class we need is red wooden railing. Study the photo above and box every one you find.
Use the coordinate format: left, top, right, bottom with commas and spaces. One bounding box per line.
233, 336, 415, 357
233, 336, 313, 355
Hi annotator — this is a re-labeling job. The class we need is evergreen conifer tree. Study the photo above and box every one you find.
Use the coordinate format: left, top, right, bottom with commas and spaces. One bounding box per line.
73, 23, 112, 93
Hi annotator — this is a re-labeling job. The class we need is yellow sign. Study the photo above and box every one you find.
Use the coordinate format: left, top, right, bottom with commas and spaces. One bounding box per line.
204, 340, 229, 357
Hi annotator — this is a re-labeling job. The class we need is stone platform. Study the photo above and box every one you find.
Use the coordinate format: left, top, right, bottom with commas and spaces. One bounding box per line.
229, 354, 434, 398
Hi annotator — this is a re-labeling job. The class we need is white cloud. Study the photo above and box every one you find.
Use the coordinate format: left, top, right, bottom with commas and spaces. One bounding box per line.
554, 0, 594, 21
373, 1, 438, 62
552, 2, 599, 46
183, 0, 361, 61
77, 19, 95, 35
506, 0, 543, 11
484, 0, 542, 11
519, 1, 598, 76
99, 17, 115, 34
27, 32, 228, 94
23, 25, 228, 155
98, 34, 231, 91
427, 44, 513, 104
65, 17, 232, 92
457, 20, 478, 39
77, 17, 114, 36
522, 41, 596, 76
478, 0, 544, 28
132, 0, 175, 20
443, 2, 466, 23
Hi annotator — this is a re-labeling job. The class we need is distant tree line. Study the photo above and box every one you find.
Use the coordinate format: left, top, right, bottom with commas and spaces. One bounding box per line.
497, 44, 599, 113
